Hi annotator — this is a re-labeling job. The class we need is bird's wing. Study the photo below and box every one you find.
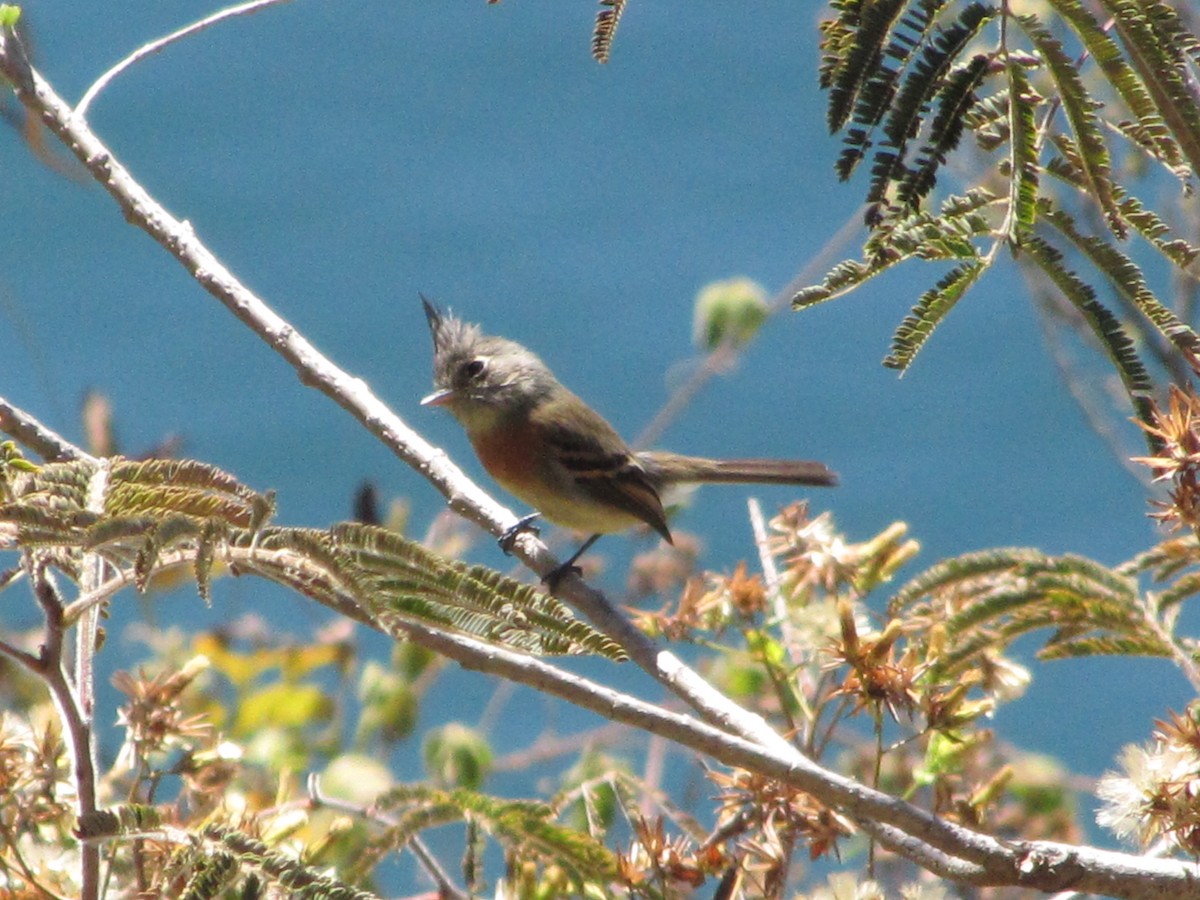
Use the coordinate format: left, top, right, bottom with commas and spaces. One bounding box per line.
532, 393, 673, 543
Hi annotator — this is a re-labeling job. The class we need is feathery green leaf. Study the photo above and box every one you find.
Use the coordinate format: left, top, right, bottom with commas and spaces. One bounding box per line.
1100, 0, 1200, 177
1018, 13, 1122, 236
1054, 0, 1188, 175
867, 4, 994, 219
1021, 235, 1154, 420
884, 260, 985, 370
826, 0, 908, 134
1004, 54, 1040, 240
1043, 205, 1200, 358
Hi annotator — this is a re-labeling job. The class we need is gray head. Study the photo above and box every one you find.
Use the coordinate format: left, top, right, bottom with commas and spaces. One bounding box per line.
420, 296, 558, 425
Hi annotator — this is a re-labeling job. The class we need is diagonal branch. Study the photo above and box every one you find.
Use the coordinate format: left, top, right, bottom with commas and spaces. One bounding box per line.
0, 396, 98, 464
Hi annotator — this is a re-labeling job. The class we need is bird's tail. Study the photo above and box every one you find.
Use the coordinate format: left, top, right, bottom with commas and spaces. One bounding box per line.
638, 452, 838, 487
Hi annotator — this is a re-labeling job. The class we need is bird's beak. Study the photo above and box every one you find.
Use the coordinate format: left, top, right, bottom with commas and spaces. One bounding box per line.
421, 388, 454, 407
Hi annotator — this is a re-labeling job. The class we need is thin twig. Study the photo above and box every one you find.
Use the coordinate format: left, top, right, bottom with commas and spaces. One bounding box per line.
748, 498, 787, 646
29, 564, 102, 900
76, 459, 112, 721
74, 0, 296, 120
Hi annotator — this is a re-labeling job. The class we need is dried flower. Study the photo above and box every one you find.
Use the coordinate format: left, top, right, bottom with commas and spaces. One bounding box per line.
113, 657, 213, 770
712, 768, 854, 871
1096, 739, 1200, 852
616, 815, 725, 890
825, 602, 921, 722
1133, 385, 1200, 533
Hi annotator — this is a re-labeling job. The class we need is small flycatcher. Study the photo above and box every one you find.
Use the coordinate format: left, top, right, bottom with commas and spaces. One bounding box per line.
420, 297, 836, 574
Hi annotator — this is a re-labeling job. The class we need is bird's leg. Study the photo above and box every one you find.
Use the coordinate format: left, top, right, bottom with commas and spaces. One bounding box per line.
498, 512, 541, 555
544, 533, 602, 591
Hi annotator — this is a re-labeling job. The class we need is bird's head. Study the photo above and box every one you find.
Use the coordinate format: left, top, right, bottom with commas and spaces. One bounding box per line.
420, 296, 557, 429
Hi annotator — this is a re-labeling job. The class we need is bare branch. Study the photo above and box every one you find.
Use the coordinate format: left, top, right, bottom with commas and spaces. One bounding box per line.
74, 0, 296, 120
27, 563, 102, 900
0, 395, 96, 463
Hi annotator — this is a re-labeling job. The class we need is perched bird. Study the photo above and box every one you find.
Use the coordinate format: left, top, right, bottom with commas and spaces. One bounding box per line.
420, 297, 836, 579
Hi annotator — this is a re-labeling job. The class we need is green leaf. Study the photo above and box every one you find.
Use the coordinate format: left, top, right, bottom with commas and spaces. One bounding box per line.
1043, 205, 1200, 358
1020, 235, 1153, 419
203, 825, 380, 900
1039, 635, 1173, 659
868, 3, 995, 219
1045, 147, 1200, 269
899, 53, 991, 209
329, 522, 628, 659
1100, 0, 1200, 178
825, 0, 908, 135
2, 457, 625, 662
889, 546, 1168, 674
1004, 54, 1040, 240
361, 785, 617, 886
1054, 0, 1188, 177
1018, 13, 1122, 237
884, 260, 985, 371
795, 188, 995, 310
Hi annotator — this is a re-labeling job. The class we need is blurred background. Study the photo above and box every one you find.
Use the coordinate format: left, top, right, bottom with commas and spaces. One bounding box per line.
0, 0, 1184, 839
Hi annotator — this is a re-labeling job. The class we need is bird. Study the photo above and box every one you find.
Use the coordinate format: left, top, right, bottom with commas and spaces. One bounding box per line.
419, 297, 837, 582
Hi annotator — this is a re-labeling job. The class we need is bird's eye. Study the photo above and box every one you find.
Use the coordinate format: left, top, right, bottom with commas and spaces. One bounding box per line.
460, 358, 486, 380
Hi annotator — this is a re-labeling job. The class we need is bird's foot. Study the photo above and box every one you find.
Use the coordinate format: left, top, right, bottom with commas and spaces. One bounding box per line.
498, 512, 541, 555
540, 533, 601, 592
542, 561, 583, 593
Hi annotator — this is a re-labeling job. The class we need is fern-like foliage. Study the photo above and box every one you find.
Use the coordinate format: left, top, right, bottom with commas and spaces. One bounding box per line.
898, 53, 990, 210
799, 0, 1200, 410
349, 784, 617, 888
0, 457, 626, 660
1021, 234, 1156, 425
795, 187, 995, 309
824, 0, 907, 140
1102, 0, 1200, 176
199, 824, 380, 900
74, 804, 165, 840
1004, 50, 1040, 240
592, 0, 626, 63
884, 259, 984, 369
866, 3, 995, 223
889, 547, 1171, 675
1018, 13, 1121, 236
247, 523, 627, 659
1042, 205, 1200, 360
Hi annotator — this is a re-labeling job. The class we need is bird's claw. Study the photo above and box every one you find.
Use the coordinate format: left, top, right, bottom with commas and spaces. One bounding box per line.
498, 512, 541, 555
542, 562, 582, 592
540, 533, 600, 592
